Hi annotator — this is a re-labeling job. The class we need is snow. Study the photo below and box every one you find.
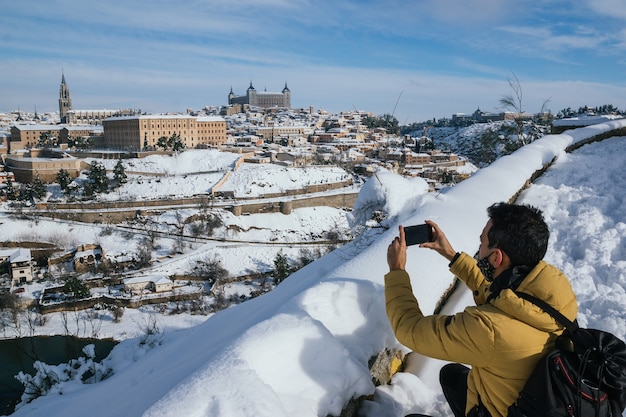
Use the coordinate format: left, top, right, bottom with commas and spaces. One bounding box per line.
218, 163, 352, 197
551, 114, 624, 127
84, 149, 239, 200
98, 150, 239, 175
7, 119, 626, 417
78, 150, 353, 201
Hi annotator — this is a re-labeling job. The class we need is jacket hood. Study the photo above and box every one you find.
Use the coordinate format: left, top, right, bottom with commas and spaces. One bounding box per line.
491, 260, 578, 333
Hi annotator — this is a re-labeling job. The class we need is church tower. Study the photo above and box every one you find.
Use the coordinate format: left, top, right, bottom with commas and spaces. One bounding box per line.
59, 72, 72, 124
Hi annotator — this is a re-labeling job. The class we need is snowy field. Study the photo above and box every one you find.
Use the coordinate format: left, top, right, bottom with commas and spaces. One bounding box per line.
95, 150, 240, 175
75, 149, 354, 201
218, 164, 352, 197
6, 119, 626, 417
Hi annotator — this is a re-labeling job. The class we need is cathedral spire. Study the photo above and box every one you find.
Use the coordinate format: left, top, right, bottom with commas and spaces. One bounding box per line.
59, 72, 72, 124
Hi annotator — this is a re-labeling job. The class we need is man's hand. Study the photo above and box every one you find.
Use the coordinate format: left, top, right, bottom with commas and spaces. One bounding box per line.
419, 220, 457, 261
387, 225, 407, 271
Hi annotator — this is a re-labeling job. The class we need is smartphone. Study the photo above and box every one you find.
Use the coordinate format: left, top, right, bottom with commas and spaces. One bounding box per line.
404, 224, 434, 246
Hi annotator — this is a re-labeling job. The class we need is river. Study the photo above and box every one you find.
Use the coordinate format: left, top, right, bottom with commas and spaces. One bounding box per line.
0, 335, 117, 416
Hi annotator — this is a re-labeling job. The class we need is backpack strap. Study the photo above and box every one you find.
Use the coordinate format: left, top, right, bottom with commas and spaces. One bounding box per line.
514, 291, 579, 334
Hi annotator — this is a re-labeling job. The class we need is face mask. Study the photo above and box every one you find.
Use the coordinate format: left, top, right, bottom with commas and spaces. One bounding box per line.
475, 252, 496, 282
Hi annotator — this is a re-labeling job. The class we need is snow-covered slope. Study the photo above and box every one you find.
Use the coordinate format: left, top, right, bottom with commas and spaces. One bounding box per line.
11, 119, 626, 417
429, 120, 548, 167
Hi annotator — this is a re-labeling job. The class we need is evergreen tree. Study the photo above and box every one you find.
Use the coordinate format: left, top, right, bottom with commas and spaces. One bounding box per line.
56, 169, 72, 194
171, 133, 185, 152
63, 277, 91, 299
379, 113, 400, 135
38, 130, 58, 148
4, 176, 17, 200
273, 250, 291, 284
113, 159, 127, 187
82, 181, 94, 197
156, 136, 169, 150
31, 174, 47, 200
69, 136, 94, 149
19, 184, 34, 203
362, 114, 400, 135
87, 161, 109, 193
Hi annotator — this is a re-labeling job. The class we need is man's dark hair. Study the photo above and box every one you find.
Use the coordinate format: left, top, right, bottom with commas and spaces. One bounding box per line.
486, 202, 549, 267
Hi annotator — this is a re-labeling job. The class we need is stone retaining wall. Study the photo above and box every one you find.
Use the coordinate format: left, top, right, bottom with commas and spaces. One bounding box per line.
39, 289, 203, 314
32, 181, 357, 222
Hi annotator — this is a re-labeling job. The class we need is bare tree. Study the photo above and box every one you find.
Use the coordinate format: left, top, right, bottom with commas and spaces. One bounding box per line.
137, 313, 162, 347
173, 211, 186, 254
499, 73, 552, 147
1, 292, 23, 337
112, 305, 124, 323
85, 309, 103, 338
25, 308, 43, 337
72, 309, 83, 337
61, 310, 71, 335
499, 73, 526, 145
136, 237, 153, 268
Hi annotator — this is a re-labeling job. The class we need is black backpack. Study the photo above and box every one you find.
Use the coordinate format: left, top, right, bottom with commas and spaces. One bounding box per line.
508, 291, 626, 417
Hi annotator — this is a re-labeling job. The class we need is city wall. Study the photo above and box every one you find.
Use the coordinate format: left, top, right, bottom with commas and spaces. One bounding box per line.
32, 177, 356, 222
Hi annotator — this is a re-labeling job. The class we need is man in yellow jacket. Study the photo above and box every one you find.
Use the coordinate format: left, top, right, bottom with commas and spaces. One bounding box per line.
385, 203, 578, 417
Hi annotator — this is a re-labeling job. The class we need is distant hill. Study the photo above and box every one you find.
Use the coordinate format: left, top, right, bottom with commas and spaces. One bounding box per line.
414, 120, 550, 167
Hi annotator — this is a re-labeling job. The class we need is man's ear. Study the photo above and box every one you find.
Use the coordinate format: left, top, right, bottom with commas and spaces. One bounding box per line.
492, 249, 504, 268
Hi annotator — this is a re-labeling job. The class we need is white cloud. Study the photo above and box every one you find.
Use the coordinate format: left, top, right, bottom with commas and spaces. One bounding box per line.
586, 0, 626, 20
423, 0, 515, 25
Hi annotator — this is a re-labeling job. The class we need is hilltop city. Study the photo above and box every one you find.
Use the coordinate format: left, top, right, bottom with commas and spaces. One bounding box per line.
0, 73, 623, 328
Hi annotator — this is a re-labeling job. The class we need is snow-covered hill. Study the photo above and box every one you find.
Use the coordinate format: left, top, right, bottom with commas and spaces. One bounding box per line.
428, 120, 549, 167
10, 119, 626, 417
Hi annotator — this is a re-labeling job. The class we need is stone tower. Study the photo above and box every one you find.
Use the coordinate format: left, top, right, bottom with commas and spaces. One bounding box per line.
281, 82, 291, 108
59, 72, 72, 124
246, 81, 257, 106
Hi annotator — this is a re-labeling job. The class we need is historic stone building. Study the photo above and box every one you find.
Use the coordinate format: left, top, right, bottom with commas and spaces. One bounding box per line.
8, 124, 103, 153
102, 114, 227, 150
4, 154, 84, 183
9, 125, 61, 152
228, 82, 291, 109
67, 109, 142, 125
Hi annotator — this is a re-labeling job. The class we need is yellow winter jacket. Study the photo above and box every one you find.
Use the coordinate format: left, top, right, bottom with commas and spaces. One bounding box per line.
385, 252, 578, 417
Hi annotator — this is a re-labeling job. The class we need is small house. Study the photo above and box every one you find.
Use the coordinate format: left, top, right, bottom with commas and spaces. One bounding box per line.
73, 244, 104, 273
123, 275, 173, 295
0, 248, 34, 286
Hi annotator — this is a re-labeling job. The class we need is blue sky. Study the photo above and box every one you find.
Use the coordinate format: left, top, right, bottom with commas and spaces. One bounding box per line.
1, 0, 625, 123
